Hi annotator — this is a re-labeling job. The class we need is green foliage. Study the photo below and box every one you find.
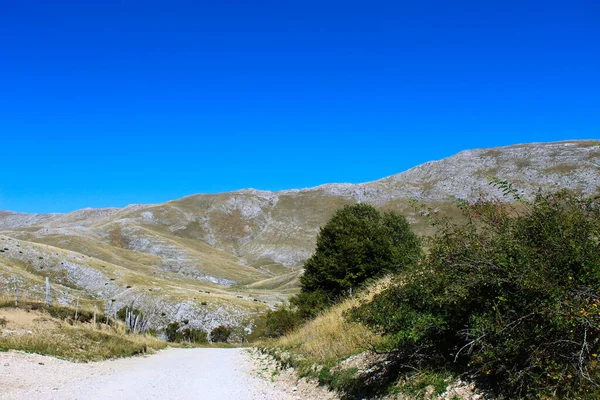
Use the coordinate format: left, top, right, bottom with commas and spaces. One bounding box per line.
210, 325, 232, 343
289, 289, 332, 320
164, 321, 181, 342
264, 304, 302, 338
183, 327, 208, 343
349, 189, 600, 398
164, 321, 208, 343
316, 365, 361, 392
298, 203, 420, 318
116, 306, 142, 322
394, 371, 451, 399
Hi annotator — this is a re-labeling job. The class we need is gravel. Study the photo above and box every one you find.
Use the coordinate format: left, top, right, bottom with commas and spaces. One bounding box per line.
0, 348, 320, 400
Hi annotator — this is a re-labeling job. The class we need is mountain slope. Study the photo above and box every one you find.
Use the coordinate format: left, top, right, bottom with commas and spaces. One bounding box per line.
0, 140, 598, 330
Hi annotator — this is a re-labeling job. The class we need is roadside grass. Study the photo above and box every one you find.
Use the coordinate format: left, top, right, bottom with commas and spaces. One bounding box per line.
257, 277, 462, 399
256, 279, 391, 397
0, 300, 167, 362
271, 277, 390, 362
0, 323, 166, 362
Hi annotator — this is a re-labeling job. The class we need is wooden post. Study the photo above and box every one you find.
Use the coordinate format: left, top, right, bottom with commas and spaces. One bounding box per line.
13, 276, 18, 307
93, 304, 97, 326
45, 277, 50, 307
105, 302, 110, 325
74, 295, 80, 320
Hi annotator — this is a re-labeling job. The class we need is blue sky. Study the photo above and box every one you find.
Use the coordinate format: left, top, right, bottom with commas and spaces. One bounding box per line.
1, 0, 598, 213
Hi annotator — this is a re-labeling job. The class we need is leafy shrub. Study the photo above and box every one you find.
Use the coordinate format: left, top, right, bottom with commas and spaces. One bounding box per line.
349, 188, 600, 398
210, 325, 232, 343
298, 203, 421, 318
164, 321, 181, 342
181, 327, 208, 343
264, 305, 302, 338
164, 321, 208, 343
289, 289, 332, 320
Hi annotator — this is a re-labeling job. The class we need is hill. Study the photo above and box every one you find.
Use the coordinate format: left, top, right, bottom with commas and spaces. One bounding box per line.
0, 140, 598, 332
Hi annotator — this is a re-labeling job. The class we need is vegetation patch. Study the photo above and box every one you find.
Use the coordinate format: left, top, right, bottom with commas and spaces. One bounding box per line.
210, 325, 232, 343
164, 321, 208, 343
0, 304, 166, 362
350, 185, 600, 398
262, 185, 600, 399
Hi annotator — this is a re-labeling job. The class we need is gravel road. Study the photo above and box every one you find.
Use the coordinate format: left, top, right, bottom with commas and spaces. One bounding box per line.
1, 348, 319, 400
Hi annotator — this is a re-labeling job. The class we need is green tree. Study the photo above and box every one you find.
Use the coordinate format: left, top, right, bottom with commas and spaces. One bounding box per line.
296, 203, 421, 318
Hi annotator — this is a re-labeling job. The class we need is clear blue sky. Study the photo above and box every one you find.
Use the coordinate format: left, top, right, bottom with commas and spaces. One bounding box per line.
1, 0, 598, 213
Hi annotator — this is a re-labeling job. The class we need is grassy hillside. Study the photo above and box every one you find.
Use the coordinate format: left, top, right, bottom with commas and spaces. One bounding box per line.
0, 140, 597, 334
0, 235, 274, 334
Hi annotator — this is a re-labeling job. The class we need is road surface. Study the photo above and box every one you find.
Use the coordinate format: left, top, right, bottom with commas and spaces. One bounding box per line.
1, 348, 309, 400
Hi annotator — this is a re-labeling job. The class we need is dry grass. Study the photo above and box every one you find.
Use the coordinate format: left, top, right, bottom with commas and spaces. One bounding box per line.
0, 237, 272, 317
272, 277, 391, 361
542, 164, 580, 174
0, 303, 166, 362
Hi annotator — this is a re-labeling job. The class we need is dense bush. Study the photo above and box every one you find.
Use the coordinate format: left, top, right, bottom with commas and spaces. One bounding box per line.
297, 203, 421, 318
289, 289, 333, 320
182, 327, 208, 343
164, 321, 208, 343
210, 325, 232, 343
164, 322, 181, 342
263, 305, 303, 338
349, 187, 600, 398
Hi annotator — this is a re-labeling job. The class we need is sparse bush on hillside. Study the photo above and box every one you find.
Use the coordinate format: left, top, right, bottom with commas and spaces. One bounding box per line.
297, 203, 421, 319
349, 186, 600, 398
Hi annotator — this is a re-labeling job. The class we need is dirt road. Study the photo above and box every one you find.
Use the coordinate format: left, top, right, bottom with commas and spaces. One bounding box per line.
1, 348, 333, 400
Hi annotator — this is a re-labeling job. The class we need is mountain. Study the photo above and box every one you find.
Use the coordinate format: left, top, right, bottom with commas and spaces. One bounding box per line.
0, 140, 598, 332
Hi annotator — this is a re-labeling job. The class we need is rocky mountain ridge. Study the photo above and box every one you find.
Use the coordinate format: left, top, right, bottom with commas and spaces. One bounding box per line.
0, 140, 598, 331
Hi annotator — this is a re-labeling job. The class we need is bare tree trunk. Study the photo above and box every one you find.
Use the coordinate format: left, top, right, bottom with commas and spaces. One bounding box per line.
133, 314, 140, 333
